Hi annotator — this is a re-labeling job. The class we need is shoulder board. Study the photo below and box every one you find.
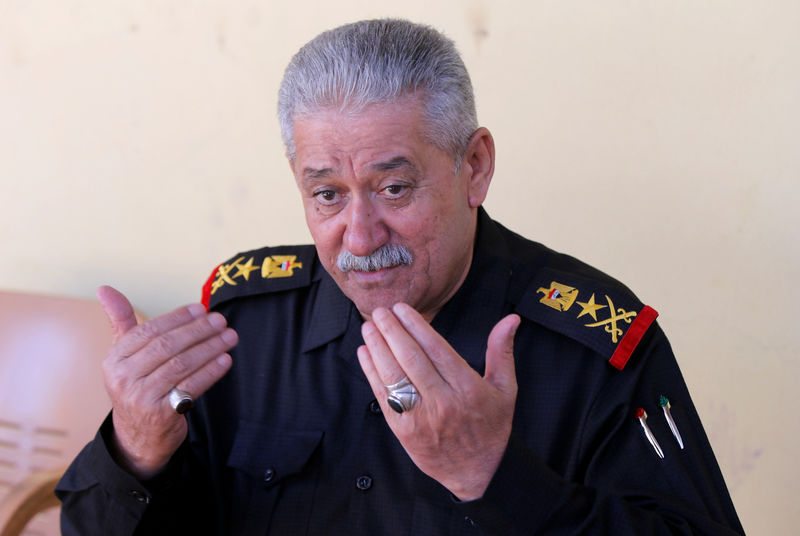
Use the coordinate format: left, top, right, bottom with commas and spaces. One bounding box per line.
516, 267, 658, 370
202, 245, 316, 310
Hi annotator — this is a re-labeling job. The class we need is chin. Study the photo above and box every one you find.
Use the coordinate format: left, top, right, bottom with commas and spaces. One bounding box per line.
339, 270, 412, 306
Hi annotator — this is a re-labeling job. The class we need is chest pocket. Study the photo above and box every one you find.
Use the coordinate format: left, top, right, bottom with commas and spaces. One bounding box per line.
226, 420, 323, 534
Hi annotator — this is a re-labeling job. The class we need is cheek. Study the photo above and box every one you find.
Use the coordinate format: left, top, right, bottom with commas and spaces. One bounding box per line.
401, 215, 441, 265
307, 219, 342, 260
416, 206, 470, 264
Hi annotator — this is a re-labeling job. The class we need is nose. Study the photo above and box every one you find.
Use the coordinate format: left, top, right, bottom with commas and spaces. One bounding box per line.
342, 195, 389, 257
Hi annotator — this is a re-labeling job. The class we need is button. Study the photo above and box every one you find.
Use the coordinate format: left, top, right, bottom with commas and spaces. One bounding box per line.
129, 490, 150, 504
355, 475, 373, 490
368, 399, 382, 414
464, 516, 476, 527
264, 467, 276, 483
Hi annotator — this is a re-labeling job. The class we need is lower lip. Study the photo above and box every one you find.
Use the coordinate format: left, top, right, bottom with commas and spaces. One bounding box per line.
348, 266, 398, 283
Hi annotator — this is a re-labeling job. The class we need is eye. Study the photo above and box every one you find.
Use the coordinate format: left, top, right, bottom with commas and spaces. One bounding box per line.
313, 189, 339, 204
382, 184, 407, 197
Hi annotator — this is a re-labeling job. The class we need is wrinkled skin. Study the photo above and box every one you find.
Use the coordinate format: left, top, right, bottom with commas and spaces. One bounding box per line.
99, 286, 237, 478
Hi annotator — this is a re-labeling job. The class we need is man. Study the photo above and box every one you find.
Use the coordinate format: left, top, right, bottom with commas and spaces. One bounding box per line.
57, 19, 744, 535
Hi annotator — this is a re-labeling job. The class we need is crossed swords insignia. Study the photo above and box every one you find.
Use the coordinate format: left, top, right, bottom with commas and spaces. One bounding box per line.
537, 282, 637, 344
583, 295, 637, 343
210, 255, 303, 295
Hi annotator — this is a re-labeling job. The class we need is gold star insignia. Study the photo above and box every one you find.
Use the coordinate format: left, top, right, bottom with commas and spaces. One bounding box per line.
576, 293, 607, 321
233, 257, 260, 281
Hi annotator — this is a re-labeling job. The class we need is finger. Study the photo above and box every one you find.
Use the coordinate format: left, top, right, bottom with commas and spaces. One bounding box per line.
370, 307, 445, 392
149, 325, 237, 388
128, 315, 237, 380
356, 345, 394, 412
171, 351, 234, 408
97, 285, 139, 342
360, 318, 408, 386
109, 303, 212, 362
390, 303, 472, 385
484, 314, 520, 394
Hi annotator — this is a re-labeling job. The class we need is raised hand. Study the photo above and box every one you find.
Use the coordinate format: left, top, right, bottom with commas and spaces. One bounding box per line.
357, 303, 520, 501
97, 286, 237, 479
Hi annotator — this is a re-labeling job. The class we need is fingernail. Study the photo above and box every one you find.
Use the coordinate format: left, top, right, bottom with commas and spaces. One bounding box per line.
391, 302, 409, 316
187, 303, 206, 318
208, 312, 227, 329
372, 307, 391, 322
221, 328, 238, 345
361, 321, 376, 337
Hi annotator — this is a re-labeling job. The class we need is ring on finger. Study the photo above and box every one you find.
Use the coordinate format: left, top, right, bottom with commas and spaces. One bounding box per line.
168, 387, 194, 414
385, 377, 419, 414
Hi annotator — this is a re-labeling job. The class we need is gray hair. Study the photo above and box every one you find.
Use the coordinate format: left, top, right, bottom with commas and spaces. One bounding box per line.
278, 19, 478, 168
337, 243, 413, 272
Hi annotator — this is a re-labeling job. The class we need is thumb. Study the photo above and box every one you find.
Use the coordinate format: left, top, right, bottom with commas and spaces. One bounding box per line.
484, 314, 520, 394
97, 285, 138, 342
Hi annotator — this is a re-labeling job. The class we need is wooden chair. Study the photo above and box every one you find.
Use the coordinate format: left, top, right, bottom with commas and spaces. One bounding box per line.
0, 290, 119, 536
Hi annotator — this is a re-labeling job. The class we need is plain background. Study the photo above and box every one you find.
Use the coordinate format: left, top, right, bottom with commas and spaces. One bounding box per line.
1, 2, 797, 533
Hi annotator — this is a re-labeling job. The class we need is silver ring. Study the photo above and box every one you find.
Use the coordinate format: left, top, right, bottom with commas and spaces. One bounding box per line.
168, 387, 194, 415
385, 377, 419, 414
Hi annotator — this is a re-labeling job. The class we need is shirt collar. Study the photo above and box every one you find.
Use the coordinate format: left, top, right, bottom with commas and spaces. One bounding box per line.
302, 267, 354, 353
430, 207, 514, 370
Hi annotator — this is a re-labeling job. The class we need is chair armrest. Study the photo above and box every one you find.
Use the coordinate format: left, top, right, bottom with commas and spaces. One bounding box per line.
0, 467, 65, 536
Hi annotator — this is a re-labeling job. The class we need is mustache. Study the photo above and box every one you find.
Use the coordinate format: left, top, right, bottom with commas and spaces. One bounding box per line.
337, 244, 413, 272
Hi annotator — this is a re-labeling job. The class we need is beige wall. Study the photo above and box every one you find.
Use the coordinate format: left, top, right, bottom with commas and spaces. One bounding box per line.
1, 1, 797, 533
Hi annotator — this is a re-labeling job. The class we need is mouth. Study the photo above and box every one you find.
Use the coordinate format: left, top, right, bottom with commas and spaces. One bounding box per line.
346, 265, 403, 284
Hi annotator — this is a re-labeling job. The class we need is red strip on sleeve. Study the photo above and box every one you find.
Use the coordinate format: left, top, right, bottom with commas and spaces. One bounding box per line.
608, 305, 659, 370
201, 264, 221, 311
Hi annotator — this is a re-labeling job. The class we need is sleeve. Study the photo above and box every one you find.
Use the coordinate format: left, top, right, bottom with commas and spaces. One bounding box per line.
454, 325, 745, 535
56, 414, 215, 536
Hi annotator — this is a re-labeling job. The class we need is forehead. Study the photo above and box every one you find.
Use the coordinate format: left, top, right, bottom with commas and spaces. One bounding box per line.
292, 98, 432, 169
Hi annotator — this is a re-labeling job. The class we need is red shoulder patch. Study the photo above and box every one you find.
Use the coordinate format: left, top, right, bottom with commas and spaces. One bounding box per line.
608, 305, 659, 370
201, 264, 221, 311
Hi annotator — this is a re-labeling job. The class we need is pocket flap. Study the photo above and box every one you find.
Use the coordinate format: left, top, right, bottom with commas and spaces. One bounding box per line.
226, 420, 323, 486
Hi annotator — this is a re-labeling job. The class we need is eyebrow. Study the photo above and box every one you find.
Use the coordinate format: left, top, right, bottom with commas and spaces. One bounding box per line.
301, 167, 334, 182
370, 156, 414, 173
300, 156, 416, 183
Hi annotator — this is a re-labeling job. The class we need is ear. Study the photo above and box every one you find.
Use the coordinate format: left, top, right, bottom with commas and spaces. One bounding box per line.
462, 127, 495, 208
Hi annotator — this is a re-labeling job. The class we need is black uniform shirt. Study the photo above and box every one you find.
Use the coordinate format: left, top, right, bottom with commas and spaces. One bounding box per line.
57, 209, 744, 535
